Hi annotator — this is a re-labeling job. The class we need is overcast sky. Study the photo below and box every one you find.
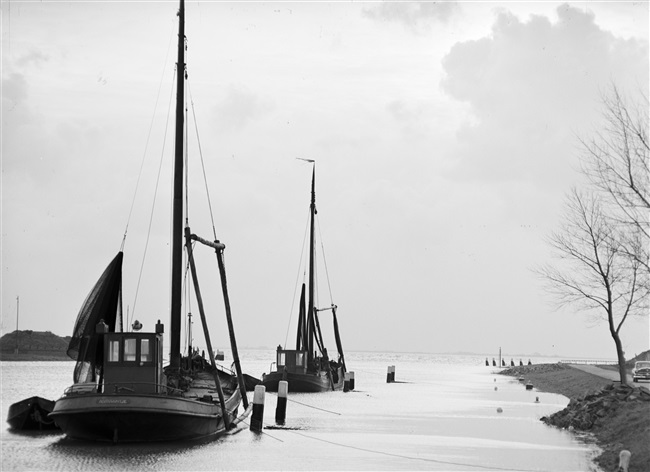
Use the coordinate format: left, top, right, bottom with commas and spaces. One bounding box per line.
2, 1, 648, 361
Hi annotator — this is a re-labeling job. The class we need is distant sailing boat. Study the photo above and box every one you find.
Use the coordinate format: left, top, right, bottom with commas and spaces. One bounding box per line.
50, 0, 251, 442
262, 164, 348, 392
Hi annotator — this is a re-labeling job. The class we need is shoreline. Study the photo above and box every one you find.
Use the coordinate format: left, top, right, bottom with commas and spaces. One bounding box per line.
0, 354, 71, 362
501, 363, 650, 472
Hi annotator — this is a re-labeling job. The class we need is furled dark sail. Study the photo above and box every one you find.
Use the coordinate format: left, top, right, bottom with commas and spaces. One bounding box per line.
67, 252, 123, 383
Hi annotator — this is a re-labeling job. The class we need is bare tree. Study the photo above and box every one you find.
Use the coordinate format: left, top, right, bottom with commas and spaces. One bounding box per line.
580, 86, 649, 280
538, 189, 647, 385
540, 88, 649, 384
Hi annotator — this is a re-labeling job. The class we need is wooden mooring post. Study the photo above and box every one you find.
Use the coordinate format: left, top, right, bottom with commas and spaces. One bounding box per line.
386, 365, 395, 383
250, 385, 265, 432
618, 450, 631, 472
275, 381, 288, 425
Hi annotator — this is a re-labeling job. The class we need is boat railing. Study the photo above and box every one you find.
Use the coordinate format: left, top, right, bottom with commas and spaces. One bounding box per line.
64, 382, 184, 396
213, 362, 236, 376
64, 383, 97, 395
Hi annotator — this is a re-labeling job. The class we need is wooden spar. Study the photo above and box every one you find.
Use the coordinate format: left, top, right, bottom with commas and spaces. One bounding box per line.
189, 233, 249, 409
214, 243, 250, 409
190, 233, 225, 250
312, 311, 335, 391
184, 227, 231, 429
331, 305, 347, 372
169, 0, 185, 373
312, 310, 326, 357
315, 305, 346, 372
307, 166, 316, 364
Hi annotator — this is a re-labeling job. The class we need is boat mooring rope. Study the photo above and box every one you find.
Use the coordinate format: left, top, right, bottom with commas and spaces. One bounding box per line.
264, 391, 341, 416
241, 389, 562, 472
284, 430, 552, 472
253, 389, 557, 472
238, 418, 284, 442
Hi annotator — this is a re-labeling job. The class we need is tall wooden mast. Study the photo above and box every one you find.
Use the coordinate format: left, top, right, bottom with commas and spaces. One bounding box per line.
170, 0, 185, 372
307, 166, 316, 363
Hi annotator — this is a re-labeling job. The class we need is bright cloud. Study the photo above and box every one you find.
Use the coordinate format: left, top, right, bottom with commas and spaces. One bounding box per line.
441, 5, 648, 190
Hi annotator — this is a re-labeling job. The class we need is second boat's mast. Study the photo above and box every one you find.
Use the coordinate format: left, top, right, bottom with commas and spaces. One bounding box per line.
307, 167, 316, 363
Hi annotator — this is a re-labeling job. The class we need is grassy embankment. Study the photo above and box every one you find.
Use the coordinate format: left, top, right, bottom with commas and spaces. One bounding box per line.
0, 330, 71, 361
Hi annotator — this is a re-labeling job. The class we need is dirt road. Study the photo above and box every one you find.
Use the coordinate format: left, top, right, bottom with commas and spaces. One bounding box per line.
569, 363, 634, 383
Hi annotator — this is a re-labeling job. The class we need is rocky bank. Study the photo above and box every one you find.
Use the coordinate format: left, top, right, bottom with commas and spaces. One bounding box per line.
502, 364, 650, 472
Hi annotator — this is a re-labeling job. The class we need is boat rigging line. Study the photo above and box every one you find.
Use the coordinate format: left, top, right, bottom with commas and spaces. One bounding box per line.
120, 20, 177, 252
187, 82, 219, 241
130, 67, 177, 322
283, 205, 311, 349
117, 18, 176, 324
282, 158, 317, 348
316, 214, 335, 303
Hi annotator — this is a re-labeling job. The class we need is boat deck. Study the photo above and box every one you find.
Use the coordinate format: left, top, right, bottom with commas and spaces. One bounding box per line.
184, 370, 237, 399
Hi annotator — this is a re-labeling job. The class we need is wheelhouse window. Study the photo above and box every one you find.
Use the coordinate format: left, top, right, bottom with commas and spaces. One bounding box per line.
296, 352, 304, 366
140, 339, 151, 362
124, 338, 137, 362
278, 352, 286, 367
108, 340, 120, 362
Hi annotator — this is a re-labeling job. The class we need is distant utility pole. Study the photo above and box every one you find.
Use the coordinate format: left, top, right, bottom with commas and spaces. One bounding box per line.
14, 296, 19, 354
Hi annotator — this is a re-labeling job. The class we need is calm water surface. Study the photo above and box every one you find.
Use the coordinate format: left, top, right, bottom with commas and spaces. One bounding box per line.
1, 351, 601, 471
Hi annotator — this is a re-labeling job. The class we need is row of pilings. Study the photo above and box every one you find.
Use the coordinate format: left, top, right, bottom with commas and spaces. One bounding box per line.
250, 371, 357, 432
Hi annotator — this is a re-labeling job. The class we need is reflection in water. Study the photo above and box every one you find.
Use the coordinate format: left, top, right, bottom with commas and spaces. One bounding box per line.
47, 436, 220, 470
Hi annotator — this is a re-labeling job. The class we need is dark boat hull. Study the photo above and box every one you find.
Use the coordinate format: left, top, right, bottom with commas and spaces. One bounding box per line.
243, 373, 261, 391
262, 367, 344, 393
50, 391, 243, 442
7, 396, 59, 431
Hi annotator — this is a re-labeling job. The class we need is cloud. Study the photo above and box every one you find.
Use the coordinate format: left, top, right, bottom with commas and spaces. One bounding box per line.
386, 99, 423, 122
212, 85, 274, 131
440, 4, 649, 188
1, 70, 48, 180
2, 72, 28, 112
14, 50, 49, 68
1, 51, 49, 123
362, 1, 460, 32
385, 99, 435, 138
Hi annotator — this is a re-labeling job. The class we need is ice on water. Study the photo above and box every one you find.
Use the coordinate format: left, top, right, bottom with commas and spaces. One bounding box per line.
1, 351, 600, 471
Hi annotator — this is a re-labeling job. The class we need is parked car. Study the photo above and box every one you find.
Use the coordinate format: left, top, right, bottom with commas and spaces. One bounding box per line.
632, 361, 650, 382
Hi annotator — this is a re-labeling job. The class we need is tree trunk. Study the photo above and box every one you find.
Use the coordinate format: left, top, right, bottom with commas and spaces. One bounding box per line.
611, 326, 628, 386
